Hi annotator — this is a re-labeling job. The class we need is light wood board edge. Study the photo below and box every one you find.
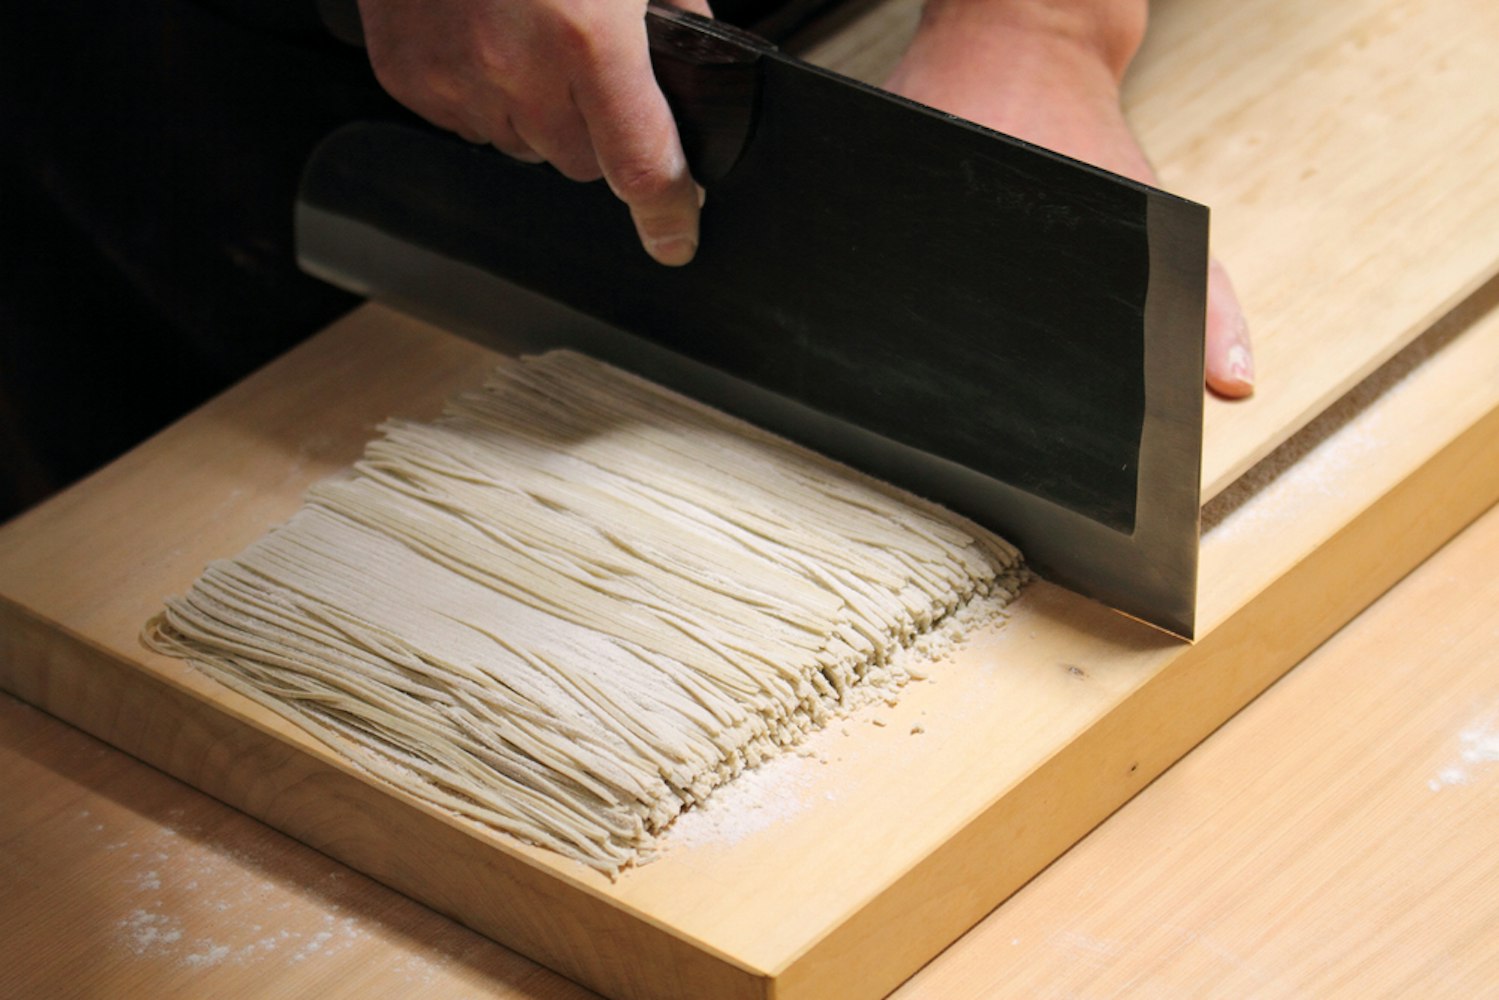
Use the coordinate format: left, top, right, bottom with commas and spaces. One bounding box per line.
1, 282, 1494, 1000
2, 360, 1494, 1000
0, 605, 777, 1000
2, 286, 1496, 1000
771, 268, 1499, 995
0, 309, 775, 1000
6, 0, 1497, 989
769, 404, 1499, 999
794, 0, 1499, 504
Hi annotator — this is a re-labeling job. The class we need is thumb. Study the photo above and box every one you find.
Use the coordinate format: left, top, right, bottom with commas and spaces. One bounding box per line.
1204, 259, 1254, 398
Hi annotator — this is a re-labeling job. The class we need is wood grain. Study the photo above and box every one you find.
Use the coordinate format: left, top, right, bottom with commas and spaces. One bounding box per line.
4, 497, 1496, 999
893, 515, 1499, 1000
1, 285, 1495, 998
2, 0, 1499, 996
0, 691, 598, 1000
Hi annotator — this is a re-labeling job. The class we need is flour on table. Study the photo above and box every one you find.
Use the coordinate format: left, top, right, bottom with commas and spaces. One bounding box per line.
145, 351, 1026, 875
1426, 715, 1499, 791
96, 813, 374, 971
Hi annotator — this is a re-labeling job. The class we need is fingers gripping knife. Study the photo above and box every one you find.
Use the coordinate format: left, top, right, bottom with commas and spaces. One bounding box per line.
296, 4, 1208, 638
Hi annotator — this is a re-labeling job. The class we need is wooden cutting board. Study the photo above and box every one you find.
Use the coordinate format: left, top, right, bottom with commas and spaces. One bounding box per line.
4, 300, 1496, 999
3, 0, 1499, 997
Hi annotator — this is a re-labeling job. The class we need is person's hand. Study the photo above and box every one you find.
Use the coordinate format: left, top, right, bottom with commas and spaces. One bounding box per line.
357, 0, 710, 267
885, 0, 1255, 397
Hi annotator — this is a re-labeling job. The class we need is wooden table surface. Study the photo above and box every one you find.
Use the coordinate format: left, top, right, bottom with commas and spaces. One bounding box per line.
5, 498, 1495, 999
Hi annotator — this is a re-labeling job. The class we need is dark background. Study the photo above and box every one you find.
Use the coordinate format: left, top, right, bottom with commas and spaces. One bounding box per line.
0, 0, 831, 523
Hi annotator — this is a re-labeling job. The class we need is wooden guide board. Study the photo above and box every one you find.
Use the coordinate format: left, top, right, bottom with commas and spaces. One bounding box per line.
4, 0, 1499, 997
800, 0, 1499, 496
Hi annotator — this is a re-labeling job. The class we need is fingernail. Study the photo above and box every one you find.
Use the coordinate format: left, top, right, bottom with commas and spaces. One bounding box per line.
647, 235, 697, 267
1225, 337, 1255, 394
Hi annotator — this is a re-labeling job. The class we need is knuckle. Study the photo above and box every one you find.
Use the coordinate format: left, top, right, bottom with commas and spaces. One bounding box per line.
547, 13, 596, 63
607, 156, 681, 205
365, 32, 460, 103
470, 36, 515, 80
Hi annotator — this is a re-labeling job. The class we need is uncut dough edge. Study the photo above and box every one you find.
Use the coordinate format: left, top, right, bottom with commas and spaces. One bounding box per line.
142, 350, 1028, 876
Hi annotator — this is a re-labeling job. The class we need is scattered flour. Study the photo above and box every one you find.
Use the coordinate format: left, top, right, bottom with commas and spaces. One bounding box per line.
184, 943, 233, 968
80, 804, 497, 988
664, 752, 821, 850
662, 593, 1016, 853
1426, 718, 1499, 791
119, 909, 184, 955
85, 810, 376, 972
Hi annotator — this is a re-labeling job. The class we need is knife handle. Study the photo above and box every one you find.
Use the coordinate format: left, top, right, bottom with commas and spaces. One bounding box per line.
646, 4, 774, 186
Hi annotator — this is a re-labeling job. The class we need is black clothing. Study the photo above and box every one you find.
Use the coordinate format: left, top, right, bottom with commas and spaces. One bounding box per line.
0, 0, 825, 521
